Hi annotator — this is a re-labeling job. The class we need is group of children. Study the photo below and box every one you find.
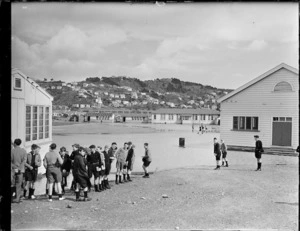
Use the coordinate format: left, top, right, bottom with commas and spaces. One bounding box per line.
11, 139, 152, 203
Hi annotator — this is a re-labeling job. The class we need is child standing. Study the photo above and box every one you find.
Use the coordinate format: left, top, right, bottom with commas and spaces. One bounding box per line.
126, 143, 135, 182
24, 144, 41, 199
73, 147, 92, 202
115, 143, 128, 184
43, 143, 64, 202
220, 140, 228, 167
142, 143, 152, 178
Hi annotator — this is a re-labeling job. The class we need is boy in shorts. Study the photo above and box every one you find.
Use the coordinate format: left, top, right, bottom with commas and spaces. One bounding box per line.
213, 138, 221, 170
24, 144, 41, 199
43, 143, 64, 202
115, 143, 128, 184
89, 145, 101, 192
142, 143, 152, 178
126, 142, 135, 182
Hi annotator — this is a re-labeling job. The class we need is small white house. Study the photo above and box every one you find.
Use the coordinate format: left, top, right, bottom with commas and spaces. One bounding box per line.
12, 69, 53, 174
217, 63, 299, 150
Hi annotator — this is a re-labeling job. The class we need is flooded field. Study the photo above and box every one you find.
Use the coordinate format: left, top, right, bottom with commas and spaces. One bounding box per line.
33, 122, 298, 195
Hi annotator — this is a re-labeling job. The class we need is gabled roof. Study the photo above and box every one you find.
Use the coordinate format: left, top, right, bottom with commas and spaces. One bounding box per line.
217, 63, 298, 103
11, 68, 53, 100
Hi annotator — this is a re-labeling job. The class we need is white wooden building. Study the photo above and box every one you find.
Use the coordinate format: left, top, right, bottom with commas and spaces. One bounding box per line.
217, 63, 299, 150
151, 108, 220, 125
12, 68, 53, 173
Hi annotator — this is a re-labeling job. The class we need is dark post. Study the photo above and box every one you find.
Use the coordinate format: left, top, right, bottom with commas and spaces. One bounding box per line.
179, 138, 185, 147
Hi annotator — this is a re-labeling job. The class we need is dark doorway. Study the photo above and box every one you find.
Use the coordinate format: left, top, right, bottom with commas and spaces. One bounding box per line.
272, 120, 292, 146
123, 117, 126, 122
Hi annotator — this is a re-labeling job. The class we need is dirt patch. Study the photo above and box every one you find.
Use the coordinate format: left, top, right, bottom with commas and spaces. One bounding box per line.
11, 164, 298, 230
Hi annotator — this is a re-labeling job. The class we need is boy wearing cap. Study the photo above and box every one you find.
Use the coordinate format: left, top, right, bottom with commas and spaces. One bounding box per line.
254, 135, 264, 171
142, 143, 152, 178
126, 142, 135, 182
220, 140, 228, 167
115, 143, 128, 184
88, 145, 101, 192
43, 143, 64, 202
59, 147, 72, 194
24, 144, 41, 199
11, 138, 27, 203
103, 145, 112, 189
99, 148, 106, 191
213, 138, 221, 170
73, 147, 92, 201
70, 144, 80, 190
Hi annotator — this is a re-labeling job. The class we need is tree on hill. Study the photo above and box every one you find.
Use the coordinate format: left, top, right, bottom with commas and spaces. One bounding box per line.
44, 78, 47, 82
86, 77, 100, 83
101, 77, 119, 86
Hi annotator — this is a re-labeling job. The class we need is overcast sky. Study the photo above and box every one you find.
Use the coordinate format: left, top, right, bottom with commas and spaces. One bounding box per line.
12, 2, 298, 89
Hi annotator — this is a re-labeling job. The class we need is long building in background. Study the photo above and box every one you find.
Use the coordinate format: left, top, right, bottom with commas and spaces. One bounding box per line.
151, 108, 220, 125
11, 68, 53, 174
217, 63, 299, 153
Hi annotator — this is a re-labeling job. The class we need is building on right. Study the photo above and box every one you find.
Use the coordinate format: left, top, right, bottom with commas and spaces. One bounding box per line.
217, 63, 299, 152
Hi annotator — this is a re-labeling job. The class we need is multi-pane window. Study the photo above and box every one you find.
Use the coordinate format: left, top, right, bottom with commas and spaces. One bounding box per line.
273, 117, 292, 122
161, 114, 165, 120
169, 114, 173, 120
15, 78, 21, 89
154, 115, 156, 120
45, 107, 49, 138
26, 106, 31, 141
233, 116, 259, 131
25, 105, 50, 141
32, 106, 38, 140
39, 106, 44, 139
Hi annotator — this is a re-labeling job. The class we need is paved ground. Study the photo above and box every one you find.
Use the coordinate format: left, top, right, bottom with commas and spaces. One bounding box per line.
11, 161, 298, 230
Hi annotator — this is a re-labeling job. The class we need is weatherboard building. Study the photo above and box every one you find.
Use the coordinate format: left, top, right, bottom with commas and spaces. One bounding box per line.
11, 68, 53, 174
217, 63, 299, 152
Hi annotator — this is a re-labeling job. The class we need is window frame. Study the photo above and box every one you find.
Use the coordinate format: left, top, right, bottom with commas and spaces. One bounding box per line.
14, 76, 22, 91
232, 116, 259, 131
25, 105, 51, 142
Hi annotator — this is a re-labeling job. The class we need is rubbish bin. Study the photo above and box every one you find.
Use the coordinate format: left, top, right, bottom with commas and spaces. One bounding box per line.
179, 138, 185, 147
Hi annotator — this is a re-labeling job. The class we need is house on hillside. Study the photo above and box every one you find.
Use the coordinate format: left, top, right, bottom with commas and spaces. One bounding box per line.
12, 68, 53, 174
151, 108, 219, 125
120, 94, 126, 99
217, 63, 299, 151
131, 92, 138, 99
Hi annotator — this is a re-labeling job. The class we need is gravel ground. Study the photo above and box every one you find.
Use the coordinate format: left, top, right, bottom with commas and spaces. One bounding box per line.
11, 162, 298, 230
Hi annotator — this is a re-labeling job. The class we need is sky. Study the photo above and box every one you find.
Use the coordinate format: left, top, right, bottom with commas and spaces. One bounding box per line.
12, 2, 298, 89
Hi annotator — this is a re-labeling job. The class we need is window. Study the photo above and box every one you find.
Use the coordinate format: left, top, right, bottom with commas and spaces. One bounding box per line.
154, 115, 156, 120
252, 117, 259, 130
26, 106, 31, 141
233, 117, 238, 129
246, 117, 252, 129
45, 107, 50, 138
169, 114, 173, 120
273, 117, 292, 122
161, 114, 165, 120
239, 117, 245, 129
233, 116, 259, 131
14, 76, 22, 90
32, 106, 38, 140
274, 81, 293, 92
39, 106, 44, 139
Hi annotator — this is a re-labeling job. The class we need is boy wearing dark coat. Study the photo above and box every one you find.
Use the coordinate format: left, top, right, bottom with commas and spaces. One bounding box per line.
103, 143, 117, 189
59, 147, 72, 194
73, 147, 92, 201
254, 135, 264, 171
126, 142, 135, 182
213, 138, 221, 170
89, 145, 101, 192
24, 144, 41, 199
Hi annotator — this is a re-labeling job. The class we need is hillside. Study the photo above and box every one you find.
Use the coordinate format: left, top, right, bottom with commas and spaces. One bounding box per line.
36, 76, 232, 110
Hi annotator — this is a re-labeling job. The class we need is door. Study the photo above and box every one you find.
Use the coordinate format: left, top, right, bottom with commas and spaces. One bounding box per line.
272, 117, 292, 146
